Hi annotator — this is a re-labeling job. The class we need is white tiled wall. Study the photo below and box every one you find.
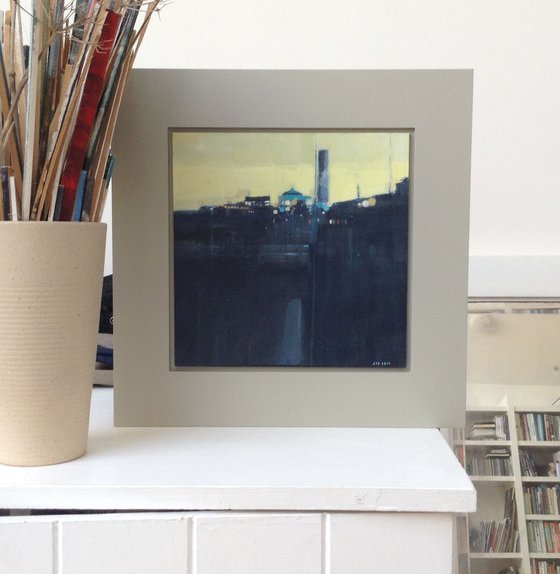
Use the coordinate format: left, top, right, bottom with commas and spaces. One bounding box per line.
0, 511, 453, 574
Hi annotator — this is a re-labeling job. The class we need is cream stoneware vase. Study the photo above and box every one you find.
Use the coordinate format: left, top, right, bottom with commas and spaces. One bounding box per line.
0, 222, 106, 466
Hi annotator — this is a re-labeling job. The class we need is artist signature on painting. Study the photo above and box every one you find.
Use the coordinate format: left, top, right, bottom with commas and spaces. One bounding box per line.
371, 361, 392, 367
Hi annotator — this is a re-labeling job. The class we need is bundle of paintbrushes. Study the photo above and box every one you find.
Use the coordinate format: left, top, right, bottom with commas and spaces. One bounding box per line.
0, 0, 162, 222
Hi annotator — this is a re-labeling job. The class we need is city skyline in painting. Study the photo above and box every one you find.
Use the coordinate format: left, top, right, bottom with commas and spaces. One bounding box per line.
172, 131, 409, 210
171, 130, 411, 369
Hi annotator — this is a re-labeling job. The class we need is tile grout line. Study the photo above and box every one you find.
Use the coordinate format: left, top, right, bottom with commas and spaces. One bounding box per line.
322, 513, 331, 574
188, 516, 197, 574
52, 520, 60, 574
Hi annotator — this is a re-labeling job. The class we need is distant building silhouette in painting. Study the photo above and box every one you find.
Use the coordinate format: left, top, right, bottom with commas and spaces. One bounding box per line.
315, 149, 329, 211
278, 188, 312, 213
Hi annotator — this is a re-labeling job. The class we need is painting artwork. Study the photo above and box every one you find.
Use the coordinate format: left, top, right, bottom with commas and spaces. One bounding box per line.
171, 130, 410, 369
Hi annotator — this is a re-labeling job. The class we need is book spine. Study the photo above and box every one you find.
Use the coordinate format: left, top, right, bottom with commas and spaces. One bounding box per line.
537, 413, 546, 441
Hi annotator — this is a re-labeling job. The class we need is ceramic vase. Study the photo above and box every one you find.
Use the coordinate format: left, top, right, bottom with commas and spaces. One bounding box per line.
0, 222, 106, 466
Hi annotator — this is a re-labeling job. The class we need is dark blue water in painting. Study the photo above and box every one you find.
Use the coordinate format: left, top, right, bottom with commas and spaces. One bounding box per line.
173, 178, 409, 368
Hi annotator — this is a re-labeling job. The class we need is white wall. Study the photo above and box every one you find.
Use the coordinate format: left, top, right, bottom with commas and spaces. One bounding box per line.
132, 0, 560, 264
3, 1, 559, 286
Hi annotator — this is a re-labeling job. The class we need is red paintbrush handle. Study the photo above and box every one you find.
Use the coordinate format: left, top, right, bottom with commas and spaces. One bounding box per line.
59, 9, 121, 221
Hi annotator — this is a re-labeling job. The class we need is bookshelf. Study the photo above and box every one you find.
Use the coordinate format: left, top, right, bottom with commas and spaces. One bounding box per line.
517, 409, 560, 574
455, 404, 560, 574
454, 407, 521, 574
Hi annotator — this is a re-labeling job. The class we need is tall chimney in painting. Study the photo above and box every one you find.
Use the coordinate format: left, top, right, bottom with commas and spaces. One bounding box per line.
316, 149, 329, 209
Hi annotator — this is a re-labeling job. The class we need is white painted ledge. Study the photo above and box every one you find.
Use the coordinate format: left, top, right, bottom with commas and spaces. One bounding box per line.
0, 387, 475, 513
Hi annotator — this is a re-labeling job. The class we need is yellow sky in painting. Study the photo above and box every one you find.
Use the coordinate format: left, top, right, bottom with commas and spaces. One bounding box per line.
172, 131, 410, 211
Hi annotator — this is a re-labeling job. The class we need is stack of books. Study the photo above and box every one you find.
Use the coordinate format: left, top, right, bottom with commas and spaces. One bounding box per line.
470, 487, 519, 553
531, 559, 560, 573
517, 413, 560, 441
468, 414, 509, 440
467, 448, 512, 476
527, 521, 560, 553
520, 449, 539, 476
524, 484, 560, 515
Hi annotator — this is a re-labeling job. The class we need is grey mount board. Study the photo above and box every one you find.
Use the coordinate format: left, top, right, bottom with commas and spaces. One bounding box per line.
113, 69, 473, 427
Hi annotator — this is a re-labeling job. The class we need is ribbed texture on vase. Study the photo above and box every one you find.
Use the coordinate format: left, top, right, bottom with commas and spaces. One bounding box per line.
0, 223, 106, 466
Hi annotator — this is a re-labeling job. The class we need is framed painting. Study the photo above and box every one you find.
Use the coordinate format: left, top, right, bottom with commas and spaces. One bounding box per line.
113, 69, 472, 427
